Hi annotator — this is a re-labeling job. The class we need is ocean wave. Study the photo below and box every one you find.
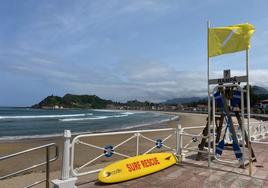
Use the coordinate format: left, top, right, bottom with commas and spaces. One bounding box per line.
0, 113, 91, 120
0, 114, 180, 141
59, 112, 133, 122
71, 115, 179, 133
93, 109, 122, 112
59, 116, 109, 122
0, 133, 64, 141
93, 109, 140, 114
159, 115, 179, 123
121, 112, 134, 115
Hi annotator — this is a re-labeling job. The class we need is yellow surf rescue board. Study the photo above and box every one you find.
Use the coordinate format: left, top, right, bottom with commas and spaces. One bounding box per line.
98, 152, 177, 183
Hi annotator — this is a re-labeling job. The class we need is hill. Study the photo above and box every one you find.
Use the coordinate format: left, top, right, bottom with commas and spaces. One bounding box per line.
32, 85, 268, 110
249, 86, 268, 106
251, 86, 268, 95
32, 94, 113, 109
163, 85, 268, 106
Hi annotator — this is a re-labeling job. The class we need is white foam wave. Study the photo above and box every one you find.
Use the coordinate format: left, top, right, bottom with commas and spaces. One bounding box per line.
121, 112, 134, 115
59, 112, 133, 122
159, 116, 179, 123
98, 115, 179, 132
0, 133, 63, 141
0, 113, 89, 120
93, 109, 122, 112
93, 109, 139, 114
170, 116, 179, 121
59, 116, 110, 122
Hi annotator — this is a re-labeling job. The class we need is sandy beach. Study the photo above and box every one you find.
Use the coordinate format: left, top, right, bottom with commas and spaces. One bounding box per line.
0, 112, 207, 188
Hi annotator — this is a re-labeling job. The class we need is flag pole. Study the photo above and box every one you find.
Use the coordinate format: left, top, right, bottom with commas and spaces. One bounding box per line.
207, 20, 211, 167
246, 49, 252, 176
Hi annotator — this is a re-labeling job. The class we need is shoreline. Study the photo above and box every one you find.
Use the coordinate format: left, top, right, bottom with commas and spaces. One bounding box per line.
0, 112, 182, 171
0, 110, 179, 144
0, 112, 207, 188
0, 111, 205, 157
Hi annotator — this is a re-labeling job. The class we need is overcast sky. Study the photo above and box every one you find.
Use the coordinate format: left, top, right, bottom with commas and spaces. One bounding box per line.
1, 0, 268, 106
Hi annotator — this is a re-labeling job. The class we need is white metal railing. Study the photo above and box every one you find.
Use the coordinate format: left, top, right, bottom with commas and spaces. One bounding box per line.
51, 119, 268, 187
180, 126, 207, 152
0, 143, 58, 188
250, 121, 268, 141
249, 120, 268, 146
70, 127, 179, 177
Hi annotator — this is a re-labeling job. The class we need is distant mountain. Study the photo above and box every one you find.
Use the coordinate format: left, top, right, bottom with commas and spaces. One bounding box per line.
249, 86, 268, 106
163, 86, 268, 106
251, 86, 268, 95
163, 97, 204, 105
32, 85, 268, 109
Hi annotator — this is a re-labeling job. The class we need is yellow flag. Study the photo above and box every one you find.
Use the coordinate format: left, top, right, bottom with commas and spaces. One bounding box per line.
209, 23, 255, 57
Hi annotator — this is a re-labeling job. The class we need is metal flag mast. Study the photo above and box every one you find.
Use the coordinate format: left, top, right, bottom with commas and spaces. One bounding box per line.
207, 20, 211, 167
246, 49, 252, 176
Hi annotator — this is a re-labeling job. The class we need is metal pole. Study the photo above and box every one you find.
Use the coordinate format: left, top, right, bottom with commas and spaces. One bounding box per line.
136, 133, 140, 156
246, 49, 252, 176
61, 130, 71, 180
175, 125, 178, 156
207, 20, 211, 167
176, 124, 182, 157
240, 87, 246, 168
46, 146, 50, 188
179, 125, 183, 161
212, 97, 216, 155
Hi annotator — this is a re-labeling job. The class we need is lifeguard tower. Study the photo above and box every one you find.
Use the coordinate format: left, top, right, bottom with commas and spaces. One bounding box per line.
196, 22, 256, 174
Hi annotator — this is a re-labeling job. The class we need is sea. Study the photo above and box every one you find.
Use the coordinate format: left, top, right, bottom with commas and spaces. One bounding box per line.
0, 107, 178, 141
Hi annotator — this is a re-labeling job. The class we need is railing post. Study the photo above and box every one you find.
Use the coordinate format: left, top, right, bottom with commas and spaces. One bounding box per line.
52, 130, 77, 188
46, 146, 50, 188
136, 132, 140, 156
176, 124, 182, 163
62, 130, 71, 180
175, 125, 178, 161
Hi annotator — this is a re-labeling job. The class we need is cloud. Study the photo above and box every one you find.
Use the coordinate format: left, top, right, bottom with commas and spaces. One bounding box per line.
57, 60, 268, 102
56, 60, 208, 102
121, 1, 171, 13
1, 54, 78, 83
248, 70, 268, 87
30, 1, 172, 35
11, 64, 78, 81
1, 1, 268, 106
30, 57, 59, 65
2, 50, 268, 103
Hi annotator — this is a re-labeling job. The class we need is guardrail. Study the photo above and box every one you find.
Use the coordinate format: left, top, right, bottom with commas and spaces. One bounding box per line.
249, 121, 268, 146
70, 127, 179, 177
180, 126, 208, 154
0, 143, 58, 188
250, 121, 268, 141
180, 125, 212, 164
52, 119, 268, 187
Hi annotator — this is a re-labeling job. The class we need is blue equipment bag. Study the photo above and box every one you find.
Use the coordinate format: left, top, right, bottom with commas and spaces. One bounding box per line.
214, 91, 224, 108
231, 90, 241, 107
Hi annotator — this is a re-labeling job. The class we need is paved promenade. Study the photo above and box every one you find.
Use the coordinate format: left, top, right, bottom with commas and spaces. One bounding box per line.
78, 142, 268, 188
